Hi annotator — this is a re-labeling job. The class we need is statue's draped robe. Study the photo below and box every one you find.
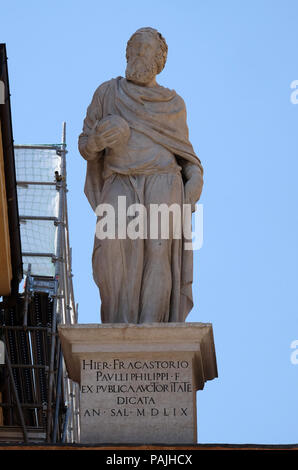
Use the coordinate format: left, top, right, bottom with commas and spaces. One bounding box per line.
79, 77, 203, 323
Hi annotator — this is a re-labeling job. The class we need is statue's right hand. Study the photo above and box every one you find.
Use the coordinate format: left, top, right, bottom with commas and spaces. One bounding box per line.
87, 115, 130, 154
87, 128, 121, 153
86, 133, 104, 153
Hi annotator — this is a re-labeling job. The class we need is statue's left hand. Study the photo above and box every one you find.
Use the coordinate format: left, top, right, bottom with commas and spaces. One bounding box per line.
184, 171, 203, 210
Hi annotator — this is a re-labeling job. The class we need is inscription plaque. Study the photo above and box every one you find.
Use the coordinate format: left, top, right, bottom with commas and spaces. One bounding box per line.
80, 354, 195, 443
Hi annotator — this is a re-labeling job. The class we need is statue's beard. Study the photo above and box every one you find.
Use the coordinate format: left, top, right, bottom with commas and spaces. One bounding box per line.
125, 57, 158, 85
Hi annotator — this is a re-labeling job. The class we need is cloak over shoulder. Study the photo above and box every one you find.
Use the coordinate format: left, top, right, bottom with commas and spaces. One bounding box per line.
79, 77, 202, 211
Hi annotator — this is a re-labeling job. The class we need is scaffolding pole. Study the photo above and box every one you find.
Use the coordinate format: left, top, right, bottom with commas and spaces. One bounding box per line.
46, 122, 67, 443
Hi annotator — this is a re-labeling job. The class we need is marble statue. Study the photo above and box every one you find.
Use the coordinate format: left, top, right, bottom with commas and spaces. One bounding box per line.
78, 27, 203, 324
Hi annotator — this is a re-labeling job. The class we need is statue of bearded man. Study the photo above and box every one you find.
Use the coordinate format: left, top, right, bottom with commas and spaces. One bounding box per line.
78, 27, 203, 324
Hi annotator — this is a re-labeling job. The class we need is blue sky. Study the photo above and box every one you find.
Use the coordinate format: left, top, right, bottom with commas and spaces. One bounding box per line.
1, 0, 298, 444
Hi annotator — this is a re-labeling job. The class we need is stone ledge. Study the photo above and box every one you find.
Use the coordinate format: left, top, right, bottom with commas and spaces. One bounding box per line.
58, 322, 218, 390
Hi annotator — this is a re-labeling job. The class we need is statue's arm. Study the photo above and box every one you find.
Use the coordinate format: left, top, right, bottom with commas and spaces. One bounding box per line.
174, 95, 204, 207
78, 86, 106, 161
78, 82, 127, 160
178, 158, 204, 209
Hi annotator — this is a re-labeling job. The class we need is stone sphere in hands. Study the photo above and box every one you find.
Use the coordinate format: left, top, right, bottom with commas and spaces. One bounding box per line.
96, 114, 131, 147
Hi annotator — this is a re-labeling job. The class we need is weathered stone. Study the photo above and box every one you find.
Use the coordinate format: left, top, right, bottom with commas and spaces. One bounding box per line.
78, 27, 204, 323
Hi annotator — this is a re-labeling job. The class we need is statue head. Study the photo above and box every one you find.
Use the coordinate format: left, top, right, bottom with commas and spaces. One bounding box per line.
125, 27, 168, 86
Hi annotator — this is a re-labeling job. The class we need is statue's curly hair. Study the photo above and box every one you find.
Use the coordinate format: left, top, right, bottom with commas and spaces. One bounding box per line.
126, 27, 168, 74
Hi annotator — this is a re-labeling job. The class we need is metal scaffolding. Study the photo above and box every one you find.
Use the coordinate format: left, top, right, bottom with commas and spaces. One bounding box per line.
0, 123, 80, 443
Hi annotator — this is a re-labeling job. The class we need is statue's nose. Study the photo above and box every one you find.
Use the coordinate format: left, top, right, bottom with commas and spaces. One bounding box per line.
137, 44, 147, 57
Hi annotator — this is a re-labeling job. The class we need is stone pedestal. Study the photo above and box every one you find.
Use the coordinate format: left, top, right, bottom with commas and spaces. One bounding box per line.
58, 322, 217, 444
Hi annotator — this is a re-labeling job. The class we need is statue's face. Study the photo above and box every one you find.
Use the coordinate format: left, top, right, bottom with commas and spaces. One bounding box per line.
125, 33, 159, 86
